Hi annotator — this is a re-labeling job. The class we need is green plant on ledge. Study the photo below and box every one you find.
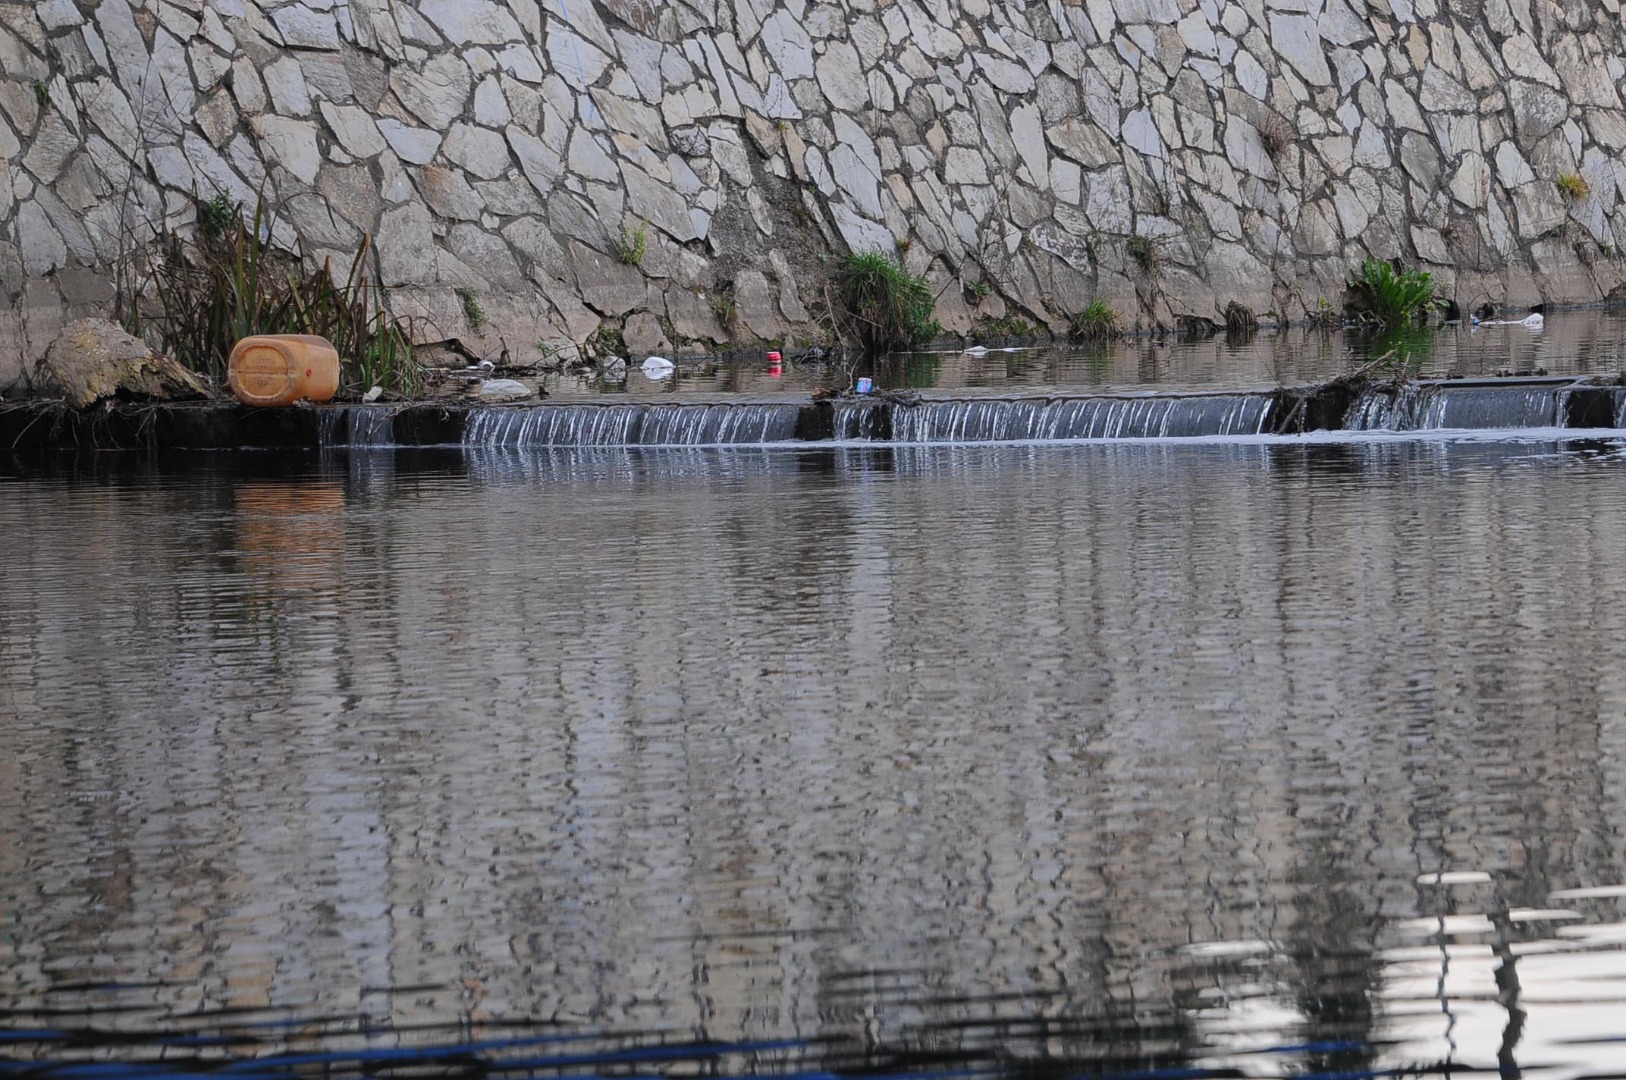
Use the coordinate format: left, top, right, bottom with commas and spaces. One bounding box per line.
457, 287, 487, 330
617, 218, 649, 265
1350, 258, 1437, 329
1223, 300, 1258, 333
1126, 234, 1159, 276
1306, 295, 1340, 330
830, 249, 940, 357
713, 291, 739, 334
1557, 172, 1590, 201
197, 191, 238, 240
963, 278, 991, 305
976, 313, 1035, 338
1068, 299, 1119, 342
120, 195, 420, 395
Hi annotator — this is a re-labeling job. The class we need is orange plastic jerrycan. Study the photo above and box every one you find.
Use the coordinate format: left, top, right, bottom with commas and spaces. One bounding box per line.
228, 334, 341, 407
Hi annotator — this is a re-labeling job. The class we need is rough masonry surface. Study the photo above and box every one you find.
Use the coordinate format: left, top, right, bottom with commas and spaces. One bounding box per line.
3, 0, 1625, 390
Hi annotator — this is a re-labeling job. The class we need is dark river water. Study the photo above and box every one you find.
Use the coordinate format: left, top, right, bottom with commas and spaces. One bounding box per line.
6, 435, 1626, 1078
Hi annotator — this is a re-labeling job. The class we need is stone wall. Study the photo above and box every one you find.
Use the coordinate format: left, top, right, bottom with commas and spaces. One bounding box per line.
4, 0, 1626, 391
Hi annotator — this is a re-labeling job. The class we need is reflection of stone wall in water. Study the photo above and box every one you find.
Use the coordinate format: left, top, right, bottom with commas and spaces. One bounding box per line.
4, 0, 1626, 390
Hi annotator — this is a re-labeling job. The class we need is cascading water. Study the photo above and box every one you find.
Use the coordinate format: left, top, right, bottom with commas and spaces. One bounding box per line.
1343, 382, 1565, 430
463, 402, 803, 447
464, 404, 642, 447
318, 407, 397, 446
885, 393, 1276, 442
348, 408, 396, 446
638, 403, 802, 443
832, 399, 888, 440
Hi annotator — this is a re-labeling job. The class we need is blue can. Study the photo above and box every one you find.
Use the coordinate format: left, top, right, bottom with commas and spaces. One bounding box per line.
856, 377, 873, 394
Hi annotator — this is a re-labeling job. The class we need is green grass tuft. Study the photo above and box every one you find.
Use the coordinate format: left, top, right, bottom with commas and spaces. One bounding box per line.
1068, 299, 1119, 342
196, 192, 238, 241
1126, 234, 1159, 276
1557, 172, 1590, 200
1350, 258, 1437, 329
616, 218, 649, 265
457, 287, 486, 330
713, 291, 739, 334
831, 250, 940, 357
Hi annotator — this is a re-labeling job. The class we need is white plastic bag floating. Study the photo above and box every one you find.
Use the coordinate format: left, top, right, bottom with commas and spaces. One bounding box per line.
641, 356, 675, 378
476, 378, 534, 401
1473, 312, 1544, 329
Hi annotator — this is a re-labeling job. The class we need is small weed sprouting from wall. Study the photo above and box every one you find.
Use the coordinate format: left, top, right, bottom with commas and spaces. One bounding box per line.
196, 192, 238, 241
583, 322, 627, 359
617, 218, 649, 265
976, 313, 1035, 338
1126, 234, 1159, 276
1306, 296, 1341, 330
1351, 258, 1438, 329
713, 290, 739, 334
830, 250, 940, 358
963, 279, 991, 305
457, 287, 486, 330
122, 194, 420, 395
1557, 172, 1590, 200
1068, 299, 1119, 342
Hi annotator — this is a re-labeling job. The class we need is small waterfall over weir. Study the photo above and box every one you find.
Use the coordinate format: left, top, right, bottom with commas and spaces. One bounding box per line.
463, 401, 804, 447
832, 399, 889, 440
1344, 381, 1570, 430
288, 379, 1616, 456
887, 393, 1276, 442
317, 407, 397, 446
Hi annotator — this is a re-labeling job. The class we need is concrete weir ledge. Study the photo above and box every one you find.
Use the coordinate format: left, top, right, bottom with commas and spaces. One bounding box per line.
1, 377, 1622, 451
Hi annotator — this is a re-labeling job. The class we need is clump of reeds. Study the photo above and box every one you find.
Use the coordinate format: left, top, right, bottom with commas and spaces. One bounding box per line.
1068, 299, 1119, 342
1350, 258, 1437, 329
123, 194, 420, 395
830, 250, 940, 357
